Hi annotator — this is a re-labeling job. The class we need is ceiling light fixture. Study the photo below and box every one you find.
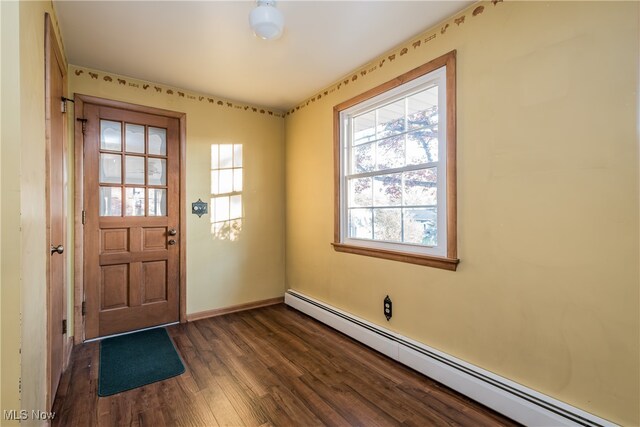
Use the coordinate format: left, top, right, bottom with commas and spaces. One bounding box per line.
249, 0, 284, 41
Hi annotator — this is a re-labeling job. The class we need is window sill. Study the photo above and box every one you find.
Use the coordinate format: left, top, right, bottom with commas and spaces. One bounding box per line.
332, 243, 459, 271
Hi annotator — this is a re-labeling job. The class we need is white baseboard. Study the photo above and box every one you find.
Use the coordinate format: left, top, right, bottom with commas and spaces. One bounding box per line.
284, 289, 616, 427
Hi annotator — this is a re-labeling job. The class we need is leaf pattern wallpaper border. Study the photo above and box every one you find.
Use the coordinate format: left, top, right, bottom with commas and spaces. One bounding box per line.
69, 1, 502, 120
70, 66, 286, 119
285, 0, 501, 117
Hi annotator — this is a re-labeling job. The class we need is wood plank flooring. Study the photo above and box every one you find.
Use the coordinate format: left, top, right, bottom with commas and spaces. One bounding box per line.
52, 304, 518, 426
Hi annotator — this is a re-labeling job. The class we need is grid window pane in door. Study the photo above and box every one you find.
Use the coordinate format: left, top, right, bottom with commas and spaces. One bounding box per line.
100, 153, 122, 184
100, 120, 121, 151
147, 158, 166, 185
100, 187, 122, 216
125, 187, 145, 216
125, 124, 145, 153
125, 155, 145, 185
148, 127, 167, 155
148, 189, 166, 216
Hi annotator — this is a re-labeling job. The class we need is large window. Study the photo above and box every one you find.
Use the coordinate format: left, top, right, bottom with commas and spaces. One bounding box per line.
333, 51, 458, 270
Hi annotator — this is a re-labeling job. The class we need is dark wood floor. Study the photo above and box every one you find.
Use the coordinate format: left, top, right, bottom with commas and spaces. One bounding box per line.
52, 304, 517, 426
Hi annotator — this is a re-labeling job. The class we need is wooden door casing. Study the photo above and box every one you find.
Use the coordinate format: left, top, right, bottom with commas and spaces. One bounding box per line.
83, 104, 180, 339
45, 13, 67, 409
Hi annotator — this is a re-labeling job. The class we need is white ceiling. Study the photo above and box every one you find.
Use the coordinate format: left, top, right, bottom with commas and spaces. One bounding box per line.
54, 1, 472, 111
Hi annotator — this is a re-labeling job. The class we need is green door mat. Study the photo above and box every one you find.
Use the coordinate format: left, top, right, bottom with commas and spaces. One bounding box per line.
98, 327, 185, 397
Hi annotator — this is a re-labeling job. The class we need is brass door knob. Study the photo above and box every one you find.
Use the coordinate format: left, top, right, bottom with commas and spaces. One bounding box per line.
168, 229, 177, 236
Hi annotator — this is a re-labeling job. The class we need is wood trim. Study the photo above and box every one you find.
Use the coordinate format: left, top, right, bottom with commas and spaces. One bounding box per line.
45, 12, 69, 410
45, 13, 53, 409
186, 297, 285, 322
73, 96, 85, 344
333, 106, 341, 244
445, 52, 457, 260
333, 50, 458, 270
334, 51, 454, 112
73, 94, 185, 119
179, 115, 187, 323
73, 94, 187, 340
332, 243, 459, 271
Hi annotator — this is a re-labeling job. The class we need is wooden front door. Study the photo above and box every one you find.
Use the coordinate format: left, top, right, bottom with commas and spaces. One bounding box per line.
83, 103, 180, 339
45, 13, 67, 408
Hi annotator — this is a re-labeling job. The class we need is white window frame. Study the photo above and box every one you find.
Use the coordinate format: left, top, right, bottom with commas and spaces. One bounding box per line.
340, 69, 447, 257
332, 51, 458, 270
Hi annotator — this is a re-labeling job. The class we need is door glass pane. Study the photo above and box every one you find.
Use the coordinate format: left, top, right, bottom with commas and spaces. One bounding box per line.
147, 158, 166, 185
148, 189, 166, 216
125, 155, 145, 185
125, 124, 145, 153
100, 153, 121, 184
99, 187, 122, 216
100, 120, 121, 151
148, 127, 166, 155
125, 187, 145, 216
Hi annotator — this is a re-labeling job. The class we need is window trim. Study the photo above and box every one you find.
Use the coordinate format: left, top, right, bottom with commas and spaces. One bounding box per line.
332, 50, 459, 271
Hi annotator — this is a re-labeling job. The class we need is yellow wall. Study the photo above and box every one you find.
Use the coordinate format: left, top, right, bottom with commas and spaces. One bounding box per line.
1, 0, 67, 422
69, 67, 286, 317
284, 1, 639, 425
0, 0, 22, 422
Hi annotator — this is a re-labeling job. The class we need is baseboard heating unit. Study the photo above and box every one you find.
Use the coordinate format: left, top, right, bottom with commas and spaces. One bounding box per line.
284, 289, 616, 427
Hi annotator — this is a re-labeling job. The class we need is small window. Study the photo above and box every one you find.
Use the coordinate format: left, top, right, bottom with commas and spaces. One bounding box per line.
333, 51, 459, 270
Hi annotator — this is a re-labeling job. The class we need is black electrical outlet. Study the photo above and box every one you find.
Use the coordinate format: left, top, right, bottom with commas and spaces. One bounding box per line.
384, 295, 392, 321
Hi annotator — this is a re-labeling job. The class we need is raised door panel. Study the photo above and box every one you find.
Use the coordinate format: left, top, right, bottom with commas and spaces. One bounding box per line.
142, 261, 167, 304
101, 229, 129, 253
143, 227, 167, 251
100, 264, 129, 310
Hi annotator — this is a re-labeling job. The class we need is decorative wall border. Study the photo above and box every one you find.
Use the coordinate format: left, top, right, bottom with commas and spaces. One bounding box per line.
69, 0, 502, 120
69, 65, 285, 119
285, 0, 502, 117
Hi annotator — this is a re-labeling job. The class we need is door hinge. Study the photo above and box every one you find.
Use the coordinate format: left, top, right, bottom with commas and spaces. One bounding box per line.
62, 319, 67, 335
77, 118, 88, 134
82, 210, 86, 225
61, 97, 74, 114
82, 301, 86, 316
